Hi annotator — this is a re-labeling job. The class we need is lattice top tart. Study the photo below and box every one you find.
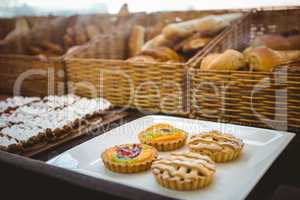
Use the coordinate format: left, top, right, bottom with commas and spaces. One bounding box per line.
152, 152, 216, 190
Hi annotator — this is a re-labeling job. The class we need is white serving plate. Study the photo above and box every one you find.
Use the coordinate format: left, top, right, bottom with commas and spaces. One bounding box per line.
47, 115, 294, 200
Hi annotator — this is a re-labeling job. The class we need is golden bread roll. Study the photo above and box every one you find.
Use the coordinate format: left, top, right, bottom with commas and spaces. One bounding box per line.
162, 13, 242, 41
126, 55, 156, 62
243, 46, 254, 63
200, 49, 245, 71
175, 33, 212, 52
129, 25, 145, 57
140, 47, 183, 62
142, 34, 174, 50
39, 41, 64, 55
247, 47, 300, 71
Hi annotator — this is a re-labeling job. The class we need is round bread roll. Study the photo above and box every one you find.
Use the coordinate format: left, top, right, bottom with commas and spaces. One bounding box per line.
142, 34, 174, 50
140, 47, 183, 62
200, 49, 245, 71
126, 55, 156, 63
247, 47, 300, 71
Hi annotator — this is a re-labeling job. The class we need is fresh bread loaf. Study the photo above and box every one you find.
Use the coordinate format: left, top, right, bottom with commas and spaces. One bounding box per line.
126, 55, 156, 63
162, 13, 242, 41
142, 34, 174, 50
247, 47, 300, 71
129, 25, 145, 57
4, 17, 30, 42
200, 49, 245, 71
140, 47, 183, 62
252, 34, 300, 50
175, 32, 212, 52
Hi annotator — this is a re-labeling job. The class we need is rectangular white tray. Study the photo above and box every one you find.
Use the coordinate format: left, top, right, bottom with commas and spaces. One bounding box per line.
47, 115, 294, 200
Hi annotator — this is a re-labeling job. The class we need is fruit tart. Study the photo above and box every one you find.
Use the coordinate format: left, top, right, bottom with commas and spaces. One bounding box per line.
101, 143, 158, 173
138, 123, 187, 151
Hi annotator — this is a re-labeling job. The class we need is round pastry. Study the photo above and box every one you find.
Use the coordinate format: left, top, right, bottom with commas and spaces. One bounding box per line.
138, 123, 187, 151
101, 143, 158, 173
188, 131, 244, 162
151, 152, 216, 190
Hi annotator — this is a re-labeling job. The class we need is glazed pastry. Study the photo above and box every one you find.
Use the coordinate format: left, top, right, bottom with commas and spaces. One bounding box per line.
200, 49, 246, 71
246, 47, 300, 71
188, 130, 244, 162
101, 144, 158, 173
138, 123, 187, 151
151, 152, 216, 190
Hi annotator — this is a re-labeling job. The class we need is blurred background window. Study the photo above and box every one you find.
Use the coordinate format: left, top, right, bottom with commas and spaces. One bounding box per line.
0, 0, 300, 17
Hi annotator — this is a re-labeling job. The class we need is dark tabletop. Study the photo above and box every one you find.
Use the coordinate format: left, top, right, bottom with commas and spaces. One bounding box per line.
1, 110, 300, 200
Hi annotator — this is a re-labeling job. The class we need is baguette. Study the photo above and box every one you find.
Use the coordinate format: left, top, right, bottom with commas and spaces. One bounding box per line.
162, 13, 242, 41
247, 47, 300, 71
129, 25, 145, 57
200, 49, 245, 71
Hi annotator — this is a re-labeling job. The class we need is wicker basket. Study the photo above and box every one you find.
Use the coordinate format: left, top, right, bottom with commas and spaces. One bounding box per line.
0, 16, 67, 97
0, 13, 142, 97
65, 58, 187, 114
189, 8, 300, 131
65, 9, 246, 115
0, 55, 65, 97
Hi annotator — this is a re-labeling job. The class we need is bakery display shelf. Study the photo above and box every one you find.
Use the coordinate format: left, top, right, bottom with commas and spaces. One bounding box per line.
65, 10, 247, 116
189, 7, 300, 132
23, 111, 129, 158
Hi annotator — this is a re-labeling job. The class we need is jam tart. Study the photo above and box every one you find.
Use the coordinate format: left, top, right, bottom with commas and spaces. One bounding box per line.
151, 152, 216, 190
101, 143, 158, 173
138, 123, 187, 151
188, 130, 244, 162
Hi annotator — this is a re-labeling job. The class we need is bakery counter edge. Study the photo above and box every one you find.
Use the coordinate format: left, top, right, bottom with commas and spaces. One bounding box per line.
0, 150, 177, 200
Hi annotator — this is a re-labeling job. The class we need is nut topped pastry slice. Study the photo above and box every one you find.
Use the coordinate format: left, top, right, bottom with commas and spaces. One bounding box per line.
101, 144, 158, 173
188, 131, 244, 162
152, 152, 216, 190
138, 123, 187, 151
